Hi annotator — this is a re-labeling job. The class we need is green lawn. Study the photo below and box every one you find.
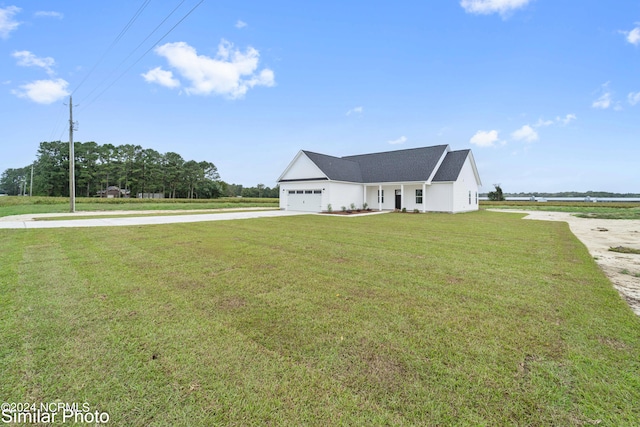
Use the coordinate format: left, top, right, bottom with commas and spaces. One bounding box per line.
481, 200, 640, 219
32, 208, 277, 221
0, 196, 278, 218
1, 211, 639, 425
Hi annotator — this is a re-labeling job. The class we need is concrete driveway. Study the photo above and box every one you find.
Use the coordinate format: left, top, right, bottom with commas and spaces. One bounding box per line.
0, 209, 307, 229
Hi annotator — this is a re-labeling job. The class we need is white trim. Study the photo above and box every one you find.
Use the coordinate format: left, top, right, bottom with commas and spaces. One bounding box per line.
425, 145, 450, 184
276, 151, 328, 182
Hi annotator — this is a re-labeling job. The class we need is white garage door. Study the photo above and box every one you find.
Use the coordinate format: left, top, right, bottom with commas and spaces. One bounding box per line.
287, 190, 322, 212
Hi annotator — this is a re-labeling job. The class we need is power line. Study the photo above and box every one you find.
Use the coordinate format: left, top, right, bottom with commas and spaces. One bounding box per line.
71, 0, 152, 95
76, 0, 189, 107
47, 102, 68, 142
80, 0, 204, 112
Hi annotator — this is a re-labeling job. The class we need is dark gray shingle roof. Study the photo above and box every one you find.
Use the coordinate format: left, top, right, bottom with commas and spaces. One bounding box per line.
432, 150, 470, 182
303, 151, 363, 182
290, 145, 471, 184
343, 145, 448, 183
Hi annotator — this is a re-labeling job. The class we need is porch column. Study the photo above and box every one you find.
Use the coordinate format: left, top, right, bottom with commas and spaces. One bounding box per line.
363, 185, 367, 208
401, 184, 404, 210
378, 184, 382, 211
422, 183, 427, 213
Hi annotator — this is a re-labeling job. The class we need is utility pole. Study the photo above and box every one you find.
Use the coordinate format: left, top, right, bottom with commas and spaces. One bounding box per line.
69, 96, 76, 212
30, 163, 33, 197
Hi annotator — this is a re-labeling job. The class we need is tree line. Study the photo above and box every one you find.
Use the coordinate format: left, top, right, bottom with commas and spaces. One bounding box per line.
0, 141, 278, 199
224, 183, 279, 199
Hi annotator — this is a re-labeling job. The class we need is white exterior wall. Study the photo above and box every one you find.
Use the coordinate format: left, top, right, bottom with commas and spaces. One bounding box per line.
364, 186, 379, 210
451, 157, 480, 213
327, 182, 364, 211
400, 184, 427, 211
280, 176, 478, 212
425, 183, 453, 212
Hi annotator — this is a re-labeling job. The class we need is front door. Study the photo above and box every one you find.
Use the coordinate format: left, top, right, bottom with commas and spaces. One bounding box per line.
395, 189, 401, 210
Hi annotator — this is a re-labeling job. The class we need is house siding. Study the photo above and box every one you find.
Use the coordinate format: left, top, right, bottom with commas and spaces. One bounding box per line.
327, 182, 364, 211
425, 183, 453, 212
451, 157, 479, 213
280, 152, 326, 181
399, 184, 427, 211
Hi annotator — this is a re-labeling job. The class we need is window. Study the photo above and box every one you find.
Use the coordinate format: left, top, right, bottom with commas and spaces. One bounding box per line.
377, 189, 384, 203
313, 190, 322, 194
475, 192, 478, 204
288, 190, 295, 194
296, 190, 304, 194
305, 190, 313, 194
416, 189, 423, 204
469, 191, 471, 204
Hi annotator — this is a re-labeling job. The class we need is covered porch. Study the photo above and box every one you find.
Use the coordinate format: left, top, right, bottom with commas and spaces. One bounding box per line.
363, 183, 429, 212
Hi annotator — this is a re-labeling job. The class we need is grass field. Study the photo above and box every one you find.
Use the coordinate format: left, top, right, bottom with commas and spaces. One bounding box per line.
31, 209, 276, 221
0, 196, 279, 218
481, 200, 640, 219
1, 211, 639, 425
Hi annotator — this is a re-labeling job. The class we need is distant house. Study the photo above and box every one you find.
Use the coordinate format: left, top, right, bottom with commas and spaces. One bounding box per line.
277, 145, 481, 213
97, 186, 130, 198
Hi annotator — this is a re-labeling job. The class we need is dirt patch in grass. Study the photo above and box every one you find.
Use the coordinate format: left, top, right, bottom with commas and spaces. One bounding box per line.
491, 209, 640, 315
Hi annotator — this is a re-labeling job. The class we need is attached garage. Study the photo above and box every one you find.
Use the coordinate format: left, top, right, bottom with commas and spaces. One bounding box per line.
286, 189, 322, 212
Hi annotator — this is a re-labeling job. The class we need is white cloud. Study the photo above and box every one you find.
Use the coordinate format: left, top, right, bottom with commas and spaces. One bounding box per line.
557, 113, 576, 125
592, 92, 612, 109
470, 130, 500, 147
534, 113, 576, 128
12, 78, 69, 104
0, 6, 21, 39
150, 40, 275, 99
346, 106, 363, 116
621, 24, 640, 45
592, 82, 613, 109
388, 136, 407, 145
235, 20, 247, 29
534, 118, 554, 127
628, 92, 640, 106
12, 50, 56, 75
141, 67, 180, 89
460, 0, 532, 16
511, 124, 538, 142
34, 11, 63, 19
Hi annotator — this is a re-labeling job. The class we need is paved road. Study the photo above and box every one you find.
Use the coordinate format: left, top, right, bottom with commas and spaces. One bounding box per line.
0, 209, 308, 229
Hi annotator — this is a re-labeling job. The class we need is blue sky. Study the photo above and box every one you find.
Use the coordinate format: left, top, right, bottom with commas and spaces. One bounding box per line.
1, 0, 639, 193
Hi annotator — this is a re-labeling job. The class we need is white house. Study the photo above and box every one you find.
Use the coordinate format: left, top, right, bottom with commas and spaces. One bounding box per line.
277, 145, 482, 213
